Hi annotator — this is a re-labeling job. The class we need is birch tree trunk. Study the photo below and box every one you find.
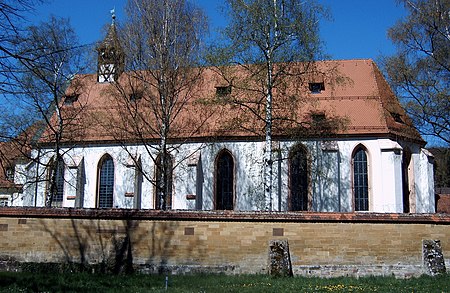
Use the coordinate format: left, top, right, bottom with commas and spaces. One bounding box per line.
212, 0, 325, 210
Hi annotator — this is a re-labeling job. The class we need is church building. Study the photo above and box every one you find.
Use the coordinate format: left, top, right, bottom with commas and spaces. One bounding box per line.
1, 18, 435, 213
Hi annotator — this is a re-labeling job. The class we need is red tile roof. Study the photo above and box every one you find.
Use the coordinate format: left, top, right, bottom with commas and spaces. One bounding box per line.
0, 141, 24, 189
38, 59, 424, 146
0, 124, 40, 189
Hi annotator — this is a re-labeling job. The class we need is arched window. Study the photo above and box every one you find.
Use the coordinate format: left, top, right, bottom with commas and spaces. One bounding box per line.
134, 157, 143, 209
353, 146, 369, 211
54, 157, 65, 204
97, 154, 114, 208
289, 144, 309, 211
47, 156, 65, 206
402, 148, 412, 213
215, 150, 234, 210
155, 153, 173, 210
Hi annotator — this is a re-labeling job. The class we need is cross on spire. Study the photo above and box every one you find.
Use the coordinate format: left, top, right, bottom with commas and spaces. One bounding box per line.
110, 8, 116, 24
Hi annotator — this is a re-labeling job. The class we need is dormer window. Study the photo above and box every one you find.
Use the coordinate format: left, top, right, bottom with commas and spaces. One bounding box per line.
129, 91, 143, 101
309, 82, 325, 94
215, 85, 232, 97
64, 94, 79, 106
312, 113, 326, 123
390, 112, 404, 124
5, 167, 14, 181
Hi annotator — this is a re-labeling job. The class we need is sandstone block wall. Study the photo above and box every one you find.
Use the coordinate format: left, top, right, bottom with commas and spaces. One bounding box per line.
0, 208, 448, 278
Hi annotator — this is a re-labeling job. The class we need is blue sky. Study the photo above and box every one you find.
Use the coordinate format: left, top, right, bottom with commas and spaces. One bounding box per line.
30, 0, 407, 62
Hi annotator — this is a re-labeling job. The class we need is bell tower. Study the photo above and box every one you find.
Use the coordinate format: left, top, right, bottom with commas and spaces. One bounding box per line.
97, 10, 124, 83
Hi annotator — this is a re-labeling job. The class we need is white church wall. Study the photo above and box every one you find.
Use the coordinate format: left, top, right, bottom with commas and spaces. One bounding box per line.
63, 165, 76, 208
25, 136, 434, 213
25, 149, 52, 207
414, 149, 435, 213
376, 140, 403, 212
9, 162, 27, 207
316, 150, 340, 212
329, 139, 405, 213
76, 145, 136, 209
277, 140, 341, 212
21, 154, 38, 206
335, 141, 352, 212
189, 141, 266, 211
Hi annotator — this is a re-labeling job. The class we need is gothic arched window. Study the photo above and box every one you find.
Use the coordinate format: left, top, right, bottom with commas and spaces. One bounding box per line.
402, 148, 412, 213
97, 154, 114, 208
353, 146, 369, 211
289, 145, 309, 211
54, 157, 65, 204
47, 156, 65, 206
215, 150, 234, 210
155, 153, 173, 210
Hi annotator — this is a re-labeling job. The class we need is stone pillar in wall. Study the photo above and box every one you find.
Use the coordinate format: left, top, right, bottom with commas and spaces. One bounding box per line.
423, 239, 446, 276
268, 239, 293, 277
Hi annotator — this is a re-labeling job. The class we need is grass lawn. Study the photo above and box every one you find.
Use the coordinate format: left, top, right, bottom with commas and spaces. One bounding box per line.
0, 272, 448, 292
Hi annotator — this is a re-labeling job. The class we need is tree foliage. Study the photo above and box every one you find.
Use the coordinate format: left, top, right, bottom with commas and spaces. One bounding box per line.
218, 0, 325, 65
383, 0, 450, 145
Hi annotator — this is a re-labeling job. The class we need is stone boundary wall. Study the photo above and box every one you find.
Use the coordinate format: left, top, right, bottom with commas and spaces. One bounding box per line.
0, 208, 448, 278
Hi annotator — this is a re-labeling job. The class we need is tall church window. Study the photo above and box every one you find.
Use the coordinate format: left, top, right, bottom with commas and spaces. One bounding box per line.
134, 157, 143, 209
289, 144, 309, 211
97, 154, 114, 208
215, 150, 234, 210
402, 148, 412, 213
54, 157, 65, 204
353, 146, 369, 211
47, 157, 65, 206
5, 167, 14, 181
155, 153, 173, 210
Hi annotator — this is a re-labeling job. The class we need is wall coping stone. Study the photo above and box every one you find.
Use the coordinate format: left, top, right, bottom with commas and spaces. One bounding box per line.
0, 207, 449, 224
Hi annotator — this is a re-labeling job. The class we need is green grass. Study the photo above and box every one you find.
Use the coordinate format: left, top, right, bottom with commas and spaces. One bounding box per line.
0, 272, 448, 292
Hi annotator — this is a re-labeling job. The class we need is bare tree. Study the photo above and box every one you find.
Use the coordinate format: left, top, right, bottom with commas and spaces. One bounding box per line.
209, 0, 328, 210
2, 16, 89, 207
0, 0, 41, 89
0, 0, 43, 140
382, 0, 449, 145
105, 0, 208, 210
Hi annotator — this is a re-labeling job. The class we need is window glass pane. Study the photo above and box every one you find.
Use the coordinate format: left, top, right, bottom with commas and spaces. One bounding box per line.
216, 151, 234, 210
54, 159, 65, 203
99, 156, 114, 208
353, 148, 368, 211
289, 146, 308, 211
155, 153, 173, 210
